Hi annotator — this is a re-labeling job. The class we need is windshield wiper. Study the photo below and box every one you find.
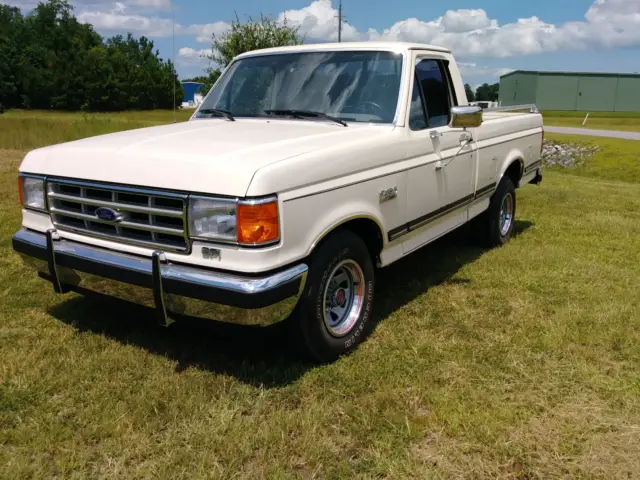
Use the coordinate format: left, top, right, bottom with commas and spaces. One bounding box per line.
197, 108, 235, 122
264, 109, 347, 127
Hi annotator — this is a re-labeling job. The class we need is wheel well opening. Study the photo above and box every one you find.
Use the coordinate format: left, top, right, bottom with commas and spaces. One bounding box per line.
339, 218, 383, 264
504, 160, 523, 187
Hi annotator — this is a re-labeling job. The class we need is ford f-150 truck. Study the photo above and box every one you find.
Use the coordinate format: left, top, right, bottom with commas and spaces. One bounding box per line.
13, 42, 543, 362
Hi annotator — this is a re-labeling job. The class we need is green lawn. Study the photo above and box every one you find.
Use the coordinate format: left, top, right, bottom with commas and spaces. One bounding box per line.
1, 114, 639, 478
545, 133, 640, 183
542, 110, 640, 132
0, 109, 192, 151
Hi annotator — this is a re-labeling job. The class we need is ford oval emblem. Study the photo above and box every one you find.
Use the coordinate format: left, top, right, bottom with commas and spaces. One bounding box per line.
95, 207, 122, 223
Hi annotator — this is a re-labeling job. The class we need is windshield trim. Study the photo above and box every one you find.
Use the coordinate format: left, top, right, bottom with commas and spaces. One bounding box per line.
192, 48, 408, 126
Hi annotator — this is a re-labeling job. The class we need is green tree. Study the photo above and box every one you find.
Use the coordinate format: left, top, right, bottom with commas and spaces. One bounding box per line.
475, 83, 500, 102
0, 0, 182, 111
464, 83, 475, 102
208, 14, 303, 69
0, 5, 25, 111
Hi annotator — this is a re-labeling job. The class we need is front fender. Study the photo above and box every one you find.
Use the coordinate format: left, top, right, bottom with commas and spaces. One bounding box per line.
283, 197, 387, 260
280, 172, 406, 261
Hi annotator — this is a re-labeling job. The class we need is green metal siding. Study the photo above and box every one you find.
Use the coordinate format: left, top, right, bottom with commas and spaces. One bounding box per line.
499, 72, 537, 106
536, 75, 579, 110
614, 77, 640, 112
499, 75, 517, 105
499, 70, 640, 112
577, 76, 618, 111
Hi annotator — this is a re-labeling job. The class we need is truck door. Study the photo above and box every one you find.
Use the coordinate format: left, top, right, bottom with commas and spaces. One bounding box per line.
401, 57, 477, 254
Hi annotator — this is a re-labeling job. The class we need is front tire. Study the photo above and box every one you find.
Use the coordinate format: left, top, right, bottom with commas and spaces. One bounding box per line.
291, 230, 375, 363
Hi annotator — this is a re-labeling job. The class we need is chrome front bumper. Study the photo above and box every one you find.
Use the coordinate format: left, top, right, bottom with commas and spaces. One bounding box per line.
12, 228, 308, 326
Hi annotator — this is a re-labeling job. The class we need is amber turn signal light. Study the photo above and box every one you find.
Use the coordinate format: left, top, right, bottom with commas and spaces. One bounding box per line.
237, 200, 279, 245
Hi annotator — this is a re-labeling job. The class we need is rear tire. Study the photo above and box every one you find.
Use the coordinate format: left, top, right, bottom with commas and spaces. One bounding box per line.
475, 176, 517, 247
290, 230, 375, 363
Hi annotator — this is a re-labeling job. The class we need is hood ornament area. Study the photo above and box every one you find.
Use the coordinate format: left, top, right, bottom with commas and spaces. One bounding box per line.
94, 207, 123, 223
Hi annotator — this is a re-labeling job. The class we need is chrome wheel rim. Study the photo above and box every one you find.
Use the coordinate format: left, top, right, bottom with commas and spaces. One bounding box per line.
322, 259, 365, 337
499, 192, 514, 236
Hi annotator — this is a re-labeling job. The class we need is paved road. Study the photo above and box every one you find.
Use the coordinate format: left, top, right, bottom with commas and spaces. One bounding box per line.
545, 126, 640, 140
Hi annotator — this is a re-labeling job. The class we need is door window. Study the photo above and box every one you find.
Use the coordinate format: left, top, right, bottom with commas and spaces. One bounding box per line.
409, 59, 454, 129
409, 76, 428, 130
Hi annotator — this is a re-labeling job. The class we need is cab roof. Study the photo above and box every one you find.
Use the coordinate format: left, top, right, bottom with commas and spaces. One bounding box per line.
234, 42, 451, 60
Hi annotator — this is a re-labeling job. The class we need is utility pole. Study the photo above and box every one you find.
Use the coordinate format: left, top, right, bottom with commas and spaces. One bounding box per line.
337, 0, 342, 42
172, 2, 176, 123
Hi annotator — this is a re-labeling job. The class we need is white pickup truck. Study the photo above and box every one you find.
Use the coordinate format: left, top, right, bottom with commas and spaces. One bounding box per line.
13, 42, 543, 362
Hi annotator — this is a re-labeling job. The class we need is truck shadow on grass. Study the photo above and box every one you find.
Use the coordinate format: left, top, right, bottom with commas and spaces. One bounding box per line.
48, 220, 532, 387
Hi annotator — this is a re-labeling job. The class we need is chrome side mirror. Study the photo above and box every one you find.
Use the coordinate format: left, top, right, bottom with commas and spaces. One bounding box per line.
450, 105, 483, 128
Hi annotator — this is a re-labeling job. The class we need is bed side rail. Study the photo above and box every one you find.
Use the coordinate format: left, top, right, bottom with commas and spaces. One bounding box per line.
484, 104, 540, 113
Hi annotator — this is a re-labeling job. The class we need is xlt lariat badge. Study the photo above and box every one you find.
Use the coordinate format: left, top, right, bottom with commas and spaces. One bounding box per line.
379, 186, 398, 203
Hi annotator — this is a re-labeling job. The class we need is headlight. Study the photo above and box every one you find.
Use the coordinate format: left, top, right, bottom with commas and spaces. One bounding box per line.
189, 197, 237, 242
19, 175, 46, 211
188, 196, 279, 245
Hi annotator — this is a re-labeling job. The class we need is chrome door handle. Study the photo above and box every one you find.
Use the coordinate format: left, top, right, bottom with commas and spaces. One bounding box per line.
459, 132, 473, 144
429, 130, 442, 139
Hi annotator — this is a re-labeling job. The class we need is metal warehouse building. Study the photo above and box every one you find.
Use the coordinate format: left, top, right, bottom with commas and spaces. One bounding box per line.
499, 70, 640, 112
181, 81, 205, 106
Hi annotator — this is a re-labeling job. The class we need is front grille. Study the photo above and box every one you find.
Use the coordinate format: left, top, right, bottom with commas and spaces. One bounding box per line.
46, 179, 190, 253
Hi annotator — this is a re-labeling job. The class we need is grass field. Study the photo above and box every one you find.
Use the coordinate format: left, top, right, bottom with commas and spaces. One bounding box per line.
546, 133, 640, 183
542, 110, 640, 132
1, 113, 639, 478
0, 109, 192, 151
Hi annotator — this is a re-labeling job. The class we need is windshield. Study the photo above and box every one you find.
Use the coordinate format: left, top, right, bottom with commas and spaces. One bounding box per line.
198, 50, 403, 124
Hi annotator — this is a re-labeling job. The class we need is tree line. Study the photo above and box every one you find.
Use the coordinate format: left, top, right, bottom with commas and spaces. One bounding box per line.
465, 83, 500, 103
0, 0, 182, 112
1, 0, 502, 113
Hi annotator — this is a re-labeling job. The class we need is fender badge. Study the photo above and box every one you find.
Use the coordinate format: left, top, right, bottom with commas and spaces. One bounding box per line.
379, 186, 398, 203
202, 247, 221, 260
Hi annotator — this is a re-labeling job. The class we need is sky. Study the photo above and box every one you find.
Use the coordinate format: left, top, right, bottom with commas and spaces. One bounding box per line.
8, 0, 640, 87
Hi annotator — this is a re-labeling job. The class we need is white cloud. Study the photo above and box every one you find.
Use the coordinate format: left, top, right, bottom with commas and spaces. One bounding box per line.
177, 47, 212, 66
7, 0, 172, 11
75, 8, 230, 41
457, 62, 514, 79
177, 47, 210, 58
440, 9, 496, 33
183, 21, 230, 44
75, 13, 230, 41
4, 0, 43, 8
130, 0, 171, 9
77, 10, 176, 37
278, 0, 360, 42
14, 0, 640, 63
280, 0, 640, 57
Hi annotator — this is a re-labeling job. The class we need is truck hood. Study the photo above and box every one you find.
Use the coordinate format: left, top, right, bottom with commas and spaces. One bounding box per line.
20, 119, 391, 197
